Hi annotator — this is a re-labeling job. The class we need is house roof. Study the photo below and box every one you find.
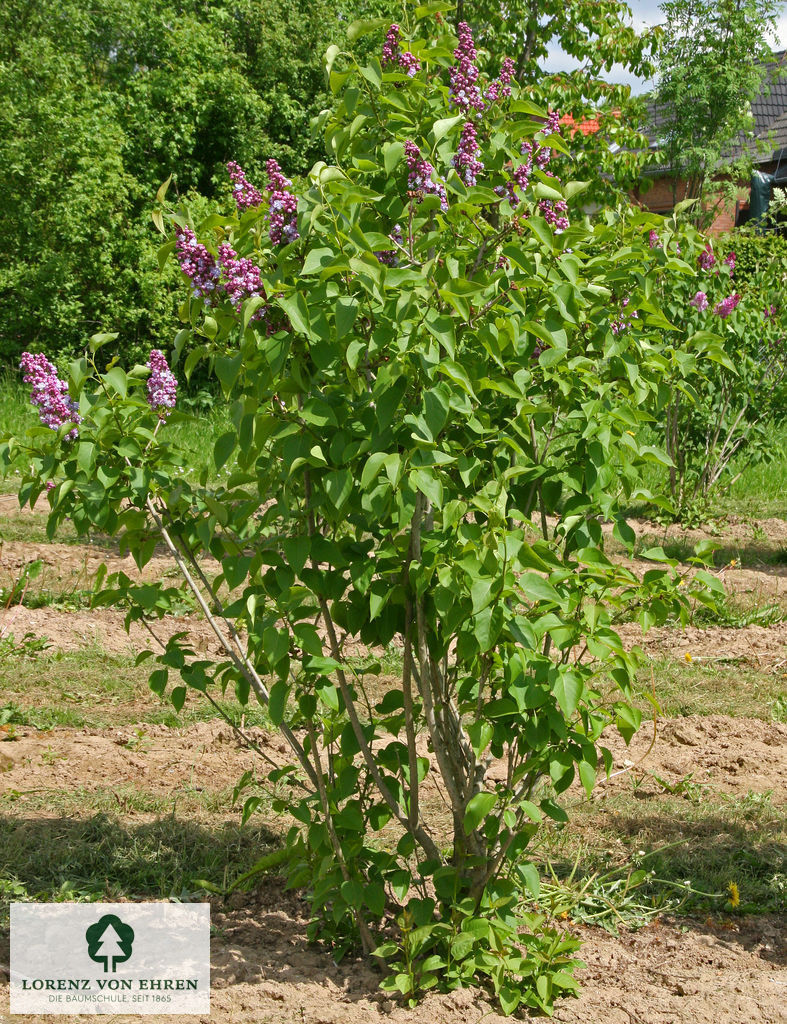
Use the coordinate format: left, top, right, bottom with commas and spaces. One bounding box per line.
559, 113, 604, 136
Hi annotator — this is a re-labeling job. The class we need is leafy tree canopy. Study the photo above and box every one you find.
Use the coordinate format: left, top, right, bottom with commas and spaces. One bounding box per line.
0, 0, 355, 365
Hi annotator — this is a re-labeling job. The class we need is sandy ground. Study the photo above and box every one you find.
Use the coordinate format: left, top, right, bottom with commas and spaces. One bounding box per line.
0, 887, 785, 1024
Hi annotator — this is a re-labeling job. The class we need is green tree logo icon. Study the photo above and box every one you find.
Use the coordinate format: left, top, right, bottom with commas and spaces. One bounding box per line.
85, 915, 135, 973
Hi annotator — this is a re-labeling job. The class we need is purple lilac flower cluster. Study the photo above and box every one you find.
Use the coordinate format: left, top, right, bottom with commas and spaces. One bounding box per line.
506, 110, 562, 208
453, 121, 484, 186
20, 352, 80, 439
381, 23, 421, 77
698, 244, 715, 271
690, 291, 709, 312
449, 21, 484, 112
404, 141, 448, 211
486, 57, 515, 102
227, 161, 263, 212
503, 140, 534, 207
539, 198, 569, 233
714, 293, 741, 318
649, 229, 660, 248
265, 159, 299, 245
175, 226, 221, 302
375, 224, 404, 266
764, 304, 778, 319
147, 350, 178, 419
540, 110, 561, 139
724, 251, 736, 275
218, 243, 266, 311
610, 297, 639, 335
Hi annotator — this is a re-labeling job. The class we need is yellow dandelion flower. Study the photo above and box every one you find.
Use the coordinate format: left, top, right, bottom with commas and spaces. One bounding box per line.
727, 881, 740, 908
685, 652, 693, 663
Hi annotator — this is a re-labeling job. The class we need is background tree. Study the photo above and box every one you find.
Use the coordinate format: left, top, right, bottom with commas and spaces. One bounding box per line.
0, 0, 353, 368
651, 0, 784, 224
453, 0, 662, 199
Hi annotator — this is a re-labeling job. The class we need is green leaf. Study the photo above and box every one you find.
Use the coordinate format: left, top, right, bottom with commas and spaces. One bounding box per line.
463, 792, 496, 834
335, 296, 359, 338
519, 573, 561, 605
214, 432, 236, 472
499, 985, 521, 1016
325, 469, 353, 511
361, 452, 388, 489
276, 292, 312, 337
89, 332, 118, 353
104, 366, 127, 398
384, 141, 405, 174
269, 680, 289, 726
302, 247, 334, 275
155, 174, 173, 203
553, 673, 583, 717
431, 113, 464, 143
410, 467, 443, 509
347, 17, 389, 41
519, 861, 540, 898
466, 721, 493, 757
578, 761, 596, 798
215, 352, 243, 396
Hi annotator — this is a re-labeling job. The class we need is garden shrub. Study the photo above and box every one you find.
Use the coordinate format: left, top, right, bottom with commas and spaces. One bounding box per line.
647, 213, 787, 522
4, 5, 716, 1014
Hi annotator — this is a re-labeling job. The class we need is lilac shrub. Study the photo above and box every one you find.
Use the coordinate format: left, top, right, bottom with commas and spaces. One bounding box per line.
4, 10, 712, 1017
651, 227, 787, 518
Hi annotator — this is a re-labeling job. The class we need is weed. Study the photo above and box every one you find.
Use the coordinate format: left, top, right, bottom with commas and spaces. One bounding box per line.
650, 772, 708, 804
771, 695, 787, 723
537, 789, 787, 915
691, 594, 786, 628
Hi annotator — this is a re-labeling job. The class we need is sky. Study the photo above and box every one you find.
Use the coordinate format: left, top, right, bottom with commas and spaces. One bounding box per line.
541, 0, 787, 95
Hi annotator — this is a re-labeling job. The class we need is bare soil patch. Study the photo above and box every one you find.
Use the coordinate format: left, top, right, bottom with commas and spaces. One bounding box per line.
2, 709, 785, 826
5, 602, 786, 673
0, 884, 784, 1024
616, 619, 787, 666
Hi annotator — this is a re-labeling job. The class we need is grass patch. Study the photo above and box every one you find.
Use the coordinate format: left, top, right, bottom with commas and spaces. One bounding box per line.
536, 787, 787, 917
0, 812, 279, 924
0, 508, 111, 547
0, 781, 243, 818
633, 658, 786, 720
629, 423, 787, 522
0, 647, 273, 731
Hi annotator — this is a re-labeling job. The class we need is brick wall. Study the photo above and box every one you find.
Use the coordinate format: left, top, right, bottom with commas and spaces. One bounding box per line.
632, 175, 752, 235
